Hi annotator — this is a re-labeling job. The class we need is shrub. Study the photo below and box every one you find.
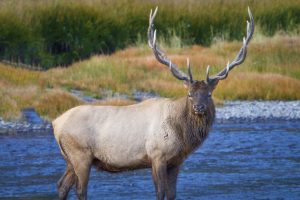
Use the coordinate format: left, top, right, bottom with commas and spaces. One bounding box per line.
0, 0, 299, 69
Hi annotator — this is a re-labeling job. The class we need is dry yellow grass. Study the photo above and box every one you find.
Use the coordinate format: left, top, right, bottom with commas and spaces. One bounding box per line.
1, 34, 300, 120
0, 79, 40, 120
215, 72, 300, 100
35, 90, 84, 120
0, 63, 41, 85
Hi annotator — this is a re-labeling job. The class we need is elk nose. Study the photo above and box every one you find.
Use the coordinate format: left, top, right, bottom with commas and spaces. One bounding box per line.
193, 104, 206, 113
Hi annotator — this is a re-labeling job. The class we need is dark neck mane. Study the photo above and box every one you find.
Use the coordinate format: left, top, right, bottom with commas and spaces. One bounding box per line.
169, 97, 216, 157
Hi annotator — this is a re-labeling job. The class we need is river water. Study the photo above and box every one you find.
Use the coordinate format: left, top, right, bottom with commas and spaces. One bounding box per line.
0, 102, 300, 199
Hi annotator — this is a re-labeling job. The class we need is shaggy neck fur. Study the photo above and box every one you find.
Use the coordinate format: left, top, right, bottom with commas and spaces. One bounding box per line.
169, 97, 215, 157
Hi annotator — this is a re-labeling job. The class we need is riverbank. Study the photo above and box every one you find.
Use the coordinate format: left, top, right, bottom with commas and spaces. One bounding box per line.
216, 101, 300, 122
1, 100, 299, 135
1, 34, 300, 120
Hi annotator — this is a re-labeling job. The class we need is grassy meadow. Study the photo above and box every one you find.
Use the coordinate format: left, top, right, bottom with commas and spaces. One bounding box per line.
1, 32, 300, 120
0, 0, 300, 120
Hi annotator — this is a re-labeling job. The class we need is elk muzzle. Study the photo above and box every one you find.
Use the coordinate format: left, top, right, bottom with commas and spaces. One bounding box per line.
193, 104, 207, 115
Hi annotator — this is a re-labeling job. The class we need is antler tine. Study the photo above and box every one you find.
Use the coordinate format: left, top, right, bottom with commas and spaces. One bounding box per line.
187, 58, 193, 83
206, 65, 210, 83
246, 6, 254, 43
148, 7, 158, 48
206, 62, 230, 82
148, 7, 191, 82
206, 7, 254, 83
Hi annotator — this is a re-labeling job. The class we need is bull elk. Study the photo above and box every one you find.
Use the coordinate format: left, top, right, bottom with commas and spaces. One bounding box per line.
53, 7, 254, 200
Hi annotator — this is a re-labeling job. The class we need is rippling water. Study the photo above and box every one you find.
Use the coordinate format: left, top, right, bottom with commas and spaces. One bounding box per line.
0, 119, 300, 199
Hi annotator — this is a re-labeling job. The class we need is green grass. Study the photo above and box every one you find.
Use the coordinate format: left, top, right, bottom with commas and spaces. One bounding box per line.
0, 0, 299, 68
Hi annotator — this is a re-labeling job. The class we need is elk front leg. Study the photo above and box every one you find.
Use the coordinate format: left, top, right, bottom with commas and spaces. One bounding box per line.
166, 165, 180, 200
59, 135, 93, 200
152, 159, 167, 200
72, 154, 92, 200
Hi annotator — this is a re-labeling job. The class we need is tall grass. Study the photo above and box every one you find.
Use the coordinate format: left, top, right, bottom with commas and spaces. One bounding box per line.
42, 34, 300, 99
1, 34, 300, 120
215, 73, 300, 100
35, 90, 83, 120
0, 0, 299, 68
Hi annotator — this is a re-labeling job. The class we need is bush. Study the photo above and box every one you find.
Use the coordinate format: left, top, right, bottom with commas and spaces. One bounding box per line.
0, 0, 299, 69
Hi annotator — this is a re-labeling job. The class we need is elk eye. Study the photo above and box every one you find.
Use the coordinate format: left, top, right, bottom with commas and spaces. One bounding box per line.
208, 92, 212, 97
188, 92, 192, 98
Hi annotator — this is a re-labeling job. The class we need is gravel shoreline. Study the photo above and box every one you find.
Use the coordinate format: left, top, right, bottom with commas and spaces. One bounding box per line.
216, 101, 300, 122
1, 101, 299, 134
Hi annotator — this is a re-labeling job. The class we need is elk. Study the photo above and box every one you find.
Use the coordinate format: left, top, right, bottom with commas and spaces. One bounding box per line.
53, 7, 254, 200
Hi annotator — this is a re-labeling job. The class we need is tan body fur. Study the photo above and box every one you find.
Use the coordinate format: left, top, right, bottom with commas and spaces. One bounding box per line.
53, 96, 215, 200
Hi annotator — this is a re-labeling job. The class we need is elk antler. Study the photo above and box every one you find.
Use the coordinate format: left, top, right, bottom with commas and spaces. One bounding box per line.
148, 7, 193, 83
206, 7, 255, 84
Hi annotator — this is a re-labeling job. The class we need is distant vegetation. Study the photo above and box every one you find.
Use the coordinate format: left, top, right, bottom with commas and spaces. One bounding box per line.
1, 33, 300, 120
0, 0, 299, 69
0, 0, 299, 120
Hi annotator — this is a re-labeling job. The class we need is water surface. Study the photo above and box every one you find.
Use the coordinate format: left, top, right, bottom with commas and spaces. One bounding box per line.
1, 118, 300, 199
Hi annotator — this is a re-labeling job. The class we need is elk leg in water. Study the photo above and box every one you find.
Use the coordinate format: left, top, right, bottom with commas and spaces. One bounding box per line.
60, 135, 93, 200
152, 159, 167, 200
71, 152, 92, 200
166, 165, 180, 200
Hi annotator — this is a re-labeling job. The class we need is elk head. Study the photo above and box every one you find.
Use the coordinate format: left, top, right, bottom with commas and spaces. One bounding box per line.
148, 7, 254, 116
